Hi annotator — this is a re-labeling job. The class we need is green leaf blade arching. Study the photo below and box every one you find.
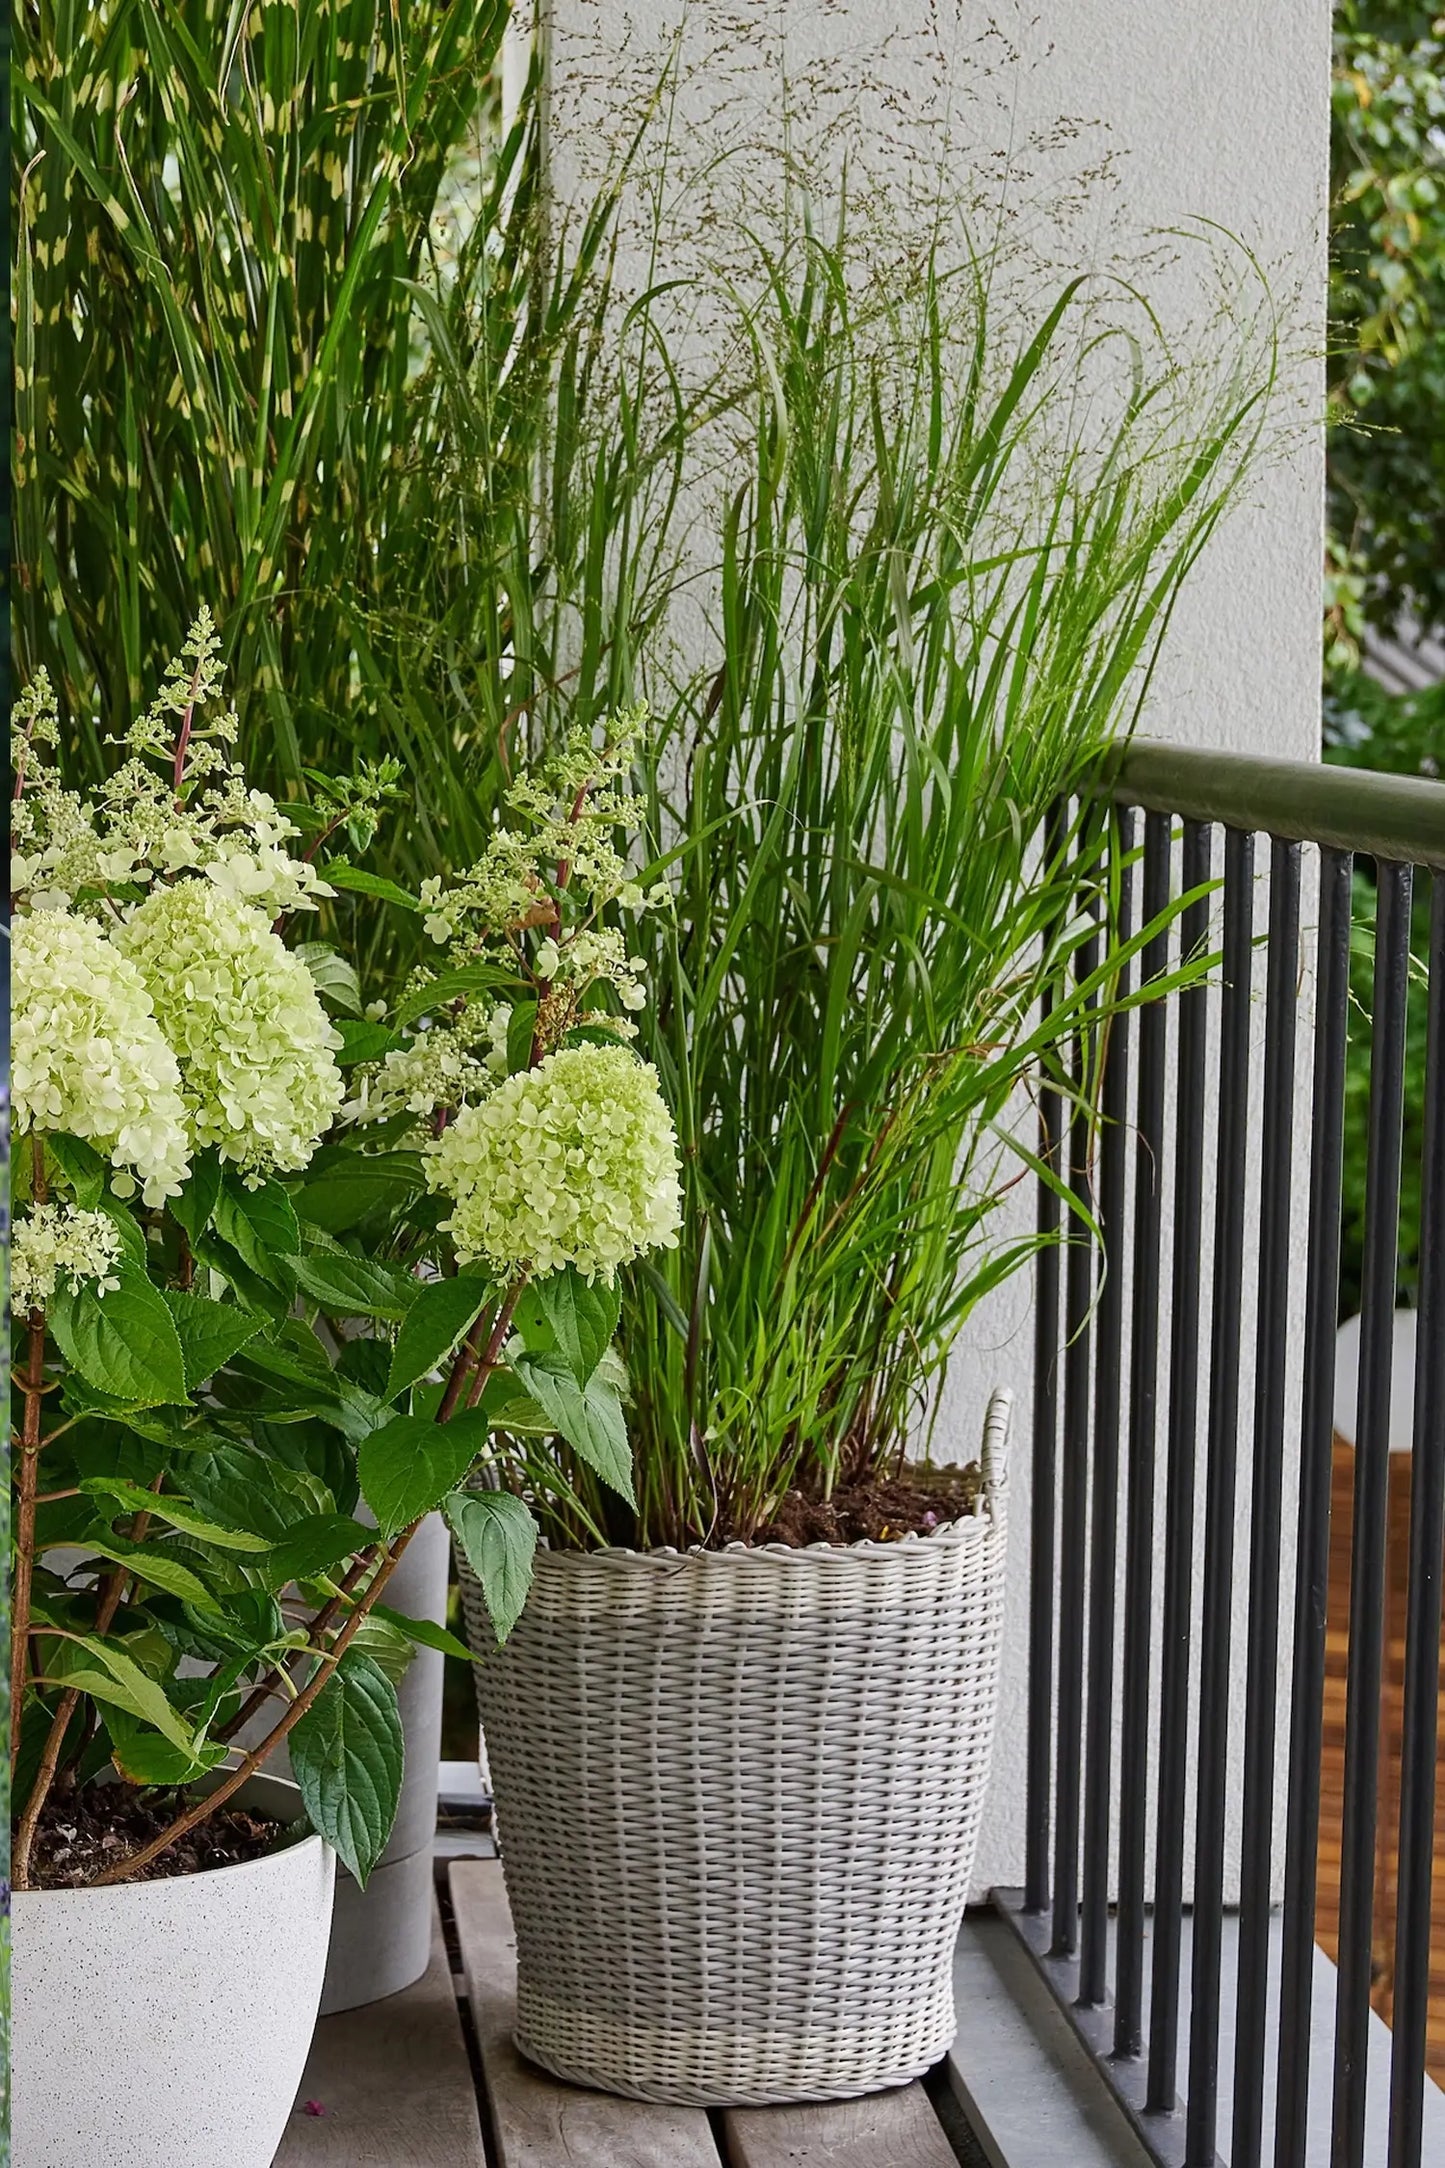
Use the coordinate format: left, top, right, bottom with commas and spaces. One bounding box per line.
445, 1490, 538, 1644
49, 1262, 188, 1407
358, 1410, 493, 1539
385, 1275, 492, 1402
290, 1651, 404, 1887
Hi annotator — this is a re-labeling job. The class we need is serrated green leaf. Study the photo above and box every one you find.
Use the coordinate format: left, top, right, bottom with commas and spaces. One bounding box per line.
79, 1477, 271, 1552
185, 1442, 335, 1543
445, 1490, 537, 1644
358, 1410, 492, 1538
170, 1150, 223, 1242
43, 1633, 196, 1754
214, 1176, 301, 1284
323, 862, 421, 912
511, 1353, 634, 1503
391, 963, 527, 1028
107, 1707, 228, 1786
163, 1290, 264, 1388
290, 1650, 404, 1886
372, 1603, 475, 1664
263, 1514, 376, 1586
294, 942, 364, 1017
385, 1275, 491, 1402
49, 1262, 188, 1407
44, 1133, 108, 1207
295, 1152, 425, 1233
522, 1267, 620, 1386
290, 1249, 416, 1322
80, 1531, 223, 1612
335, 1019, 404, 1067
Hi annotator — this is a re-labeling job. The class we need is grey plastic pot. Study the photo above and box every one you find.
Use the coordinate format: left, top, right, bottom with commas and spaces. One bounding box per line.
239, 1508, 450, 2012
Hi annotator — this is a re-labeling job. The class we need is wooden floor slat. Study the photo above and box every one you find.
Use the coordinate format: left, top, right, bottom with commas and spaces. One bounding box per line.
275, 1902, 486, 2167
448, 1857, 722, 2166
722, 2087, 960, 2167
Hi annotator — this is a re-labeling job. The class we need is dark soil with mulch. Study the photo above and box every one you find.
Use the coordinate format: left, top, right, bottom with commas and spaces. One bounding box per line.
26, 1784, 285, 1890
735, 1460, 983, 1549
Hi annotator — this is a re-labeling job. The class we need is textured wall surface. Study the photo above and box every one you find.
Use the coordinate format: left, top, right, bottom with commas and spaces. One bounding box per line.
541, 0, 1331, 1902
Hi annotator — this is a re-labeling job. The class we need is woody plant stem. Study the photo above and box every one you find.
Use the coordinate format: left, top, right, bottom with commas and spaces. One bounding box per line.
92, 1290, 522, 1887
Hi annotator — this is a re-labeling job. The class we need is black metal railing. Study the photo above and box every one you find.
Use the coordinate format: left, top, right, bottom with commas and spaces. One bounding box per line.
997, 743, 1445, 2168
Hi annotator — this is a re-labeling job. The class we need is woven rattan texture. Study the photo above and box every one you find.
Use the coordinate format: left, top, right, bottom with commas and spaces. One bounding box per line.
459, 1391, 1011, 2106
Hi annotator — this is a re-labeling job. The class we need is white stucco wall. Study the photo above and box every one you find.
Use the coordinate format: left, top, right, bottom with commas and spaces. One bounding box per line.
540, 1, 1330, 1903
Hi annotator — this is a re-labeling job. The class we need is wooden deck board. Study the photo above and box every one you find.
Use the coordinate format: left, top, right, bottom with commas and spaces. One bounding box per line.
448, 1857, 723, 2166
723, 2087, 960, 2167
275, 1902, 486, 2167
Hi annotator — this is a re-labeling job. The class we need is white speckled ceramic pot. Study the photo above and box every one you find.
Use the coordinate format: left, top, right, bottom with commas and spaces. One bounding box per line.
11, 1774, 335, 2168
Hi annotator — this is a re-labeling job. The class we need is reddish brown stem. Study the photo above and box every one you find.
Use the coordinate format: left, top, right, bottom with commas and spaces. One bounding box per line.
10, 1310, 48, 1777
92, 1284, 526, 1888
13, 1478, 163, 1885
215, 1548, 378, 1745
171, 651, 208, 802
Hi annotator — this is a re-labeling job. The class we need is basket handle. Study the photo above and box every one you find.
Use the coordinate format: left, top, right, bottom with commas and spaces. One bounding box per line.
980, 1388, 1012, 1509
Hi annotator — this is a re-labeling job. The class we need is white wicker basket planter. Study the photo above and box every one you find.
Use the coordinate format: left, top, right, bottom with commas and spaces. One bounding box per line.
459, 1390, 1010, 2106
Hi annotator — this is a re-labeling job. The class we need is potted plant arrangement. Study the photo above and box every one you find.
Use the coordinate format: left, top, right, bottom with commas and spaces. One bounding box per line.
444, 209, 1272, 2101
8, 619, 682, 2163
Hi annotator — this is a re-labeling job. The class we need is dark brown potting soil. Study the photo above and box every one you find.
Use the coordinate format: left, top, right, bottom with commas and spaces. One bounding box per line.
737, 1460, 983, 1548
26, 1784, 284, 1890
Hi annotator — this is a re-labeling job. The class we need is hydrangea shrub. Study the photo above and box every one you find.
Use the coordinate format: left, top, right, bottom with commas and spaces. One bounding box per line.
9, 621, 680, 1891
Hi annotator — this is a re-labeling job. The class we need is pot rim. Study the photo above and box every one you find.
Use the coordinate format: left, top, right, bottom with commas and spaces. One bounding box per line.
11, 1769, 327, 1904
524, 1385, 1012, 1571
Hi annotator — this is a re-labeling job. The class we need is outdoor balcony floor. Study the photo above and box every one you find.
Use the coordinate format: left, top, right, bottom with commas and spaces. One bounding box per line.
275, 1849, 988, 2168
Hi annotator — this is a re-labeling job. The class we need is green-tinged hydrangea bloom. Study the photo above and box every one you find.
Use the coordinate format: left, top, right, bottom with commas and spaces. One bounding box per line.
12, 1202, 124, 1314
13, 908, 193, 1204
429, 1044, 681, 1283
118, 879, 344, 1179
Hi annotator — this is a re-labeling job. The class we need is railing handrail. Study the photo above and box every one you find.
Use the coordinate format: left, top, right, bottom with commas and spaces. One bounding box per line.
1106, 738, 1445, 868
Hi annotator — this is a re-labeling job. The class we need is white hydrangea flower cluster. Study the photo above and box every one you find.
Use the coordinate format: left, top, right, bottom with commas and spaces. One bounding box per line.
415, 707, 660, 954
429, 1044, 681, 1283
13, 908, 193, 1204
11, 617, 333, 920
351, 709, 674, 1140
345, 1004, 512, 1125
118, 879, 345, 1179
12, 1202, 125, 1314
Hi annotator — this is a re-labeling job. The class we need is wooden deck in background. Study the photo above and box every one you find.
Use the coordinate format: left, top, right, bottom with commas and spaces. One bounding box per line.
1316, 1438, 1445, 2087
276, 1858, 966, 2168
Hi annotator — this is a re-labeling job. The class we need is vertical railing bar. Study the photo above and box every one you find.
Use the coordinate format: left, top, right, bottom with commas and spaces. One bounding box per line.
1080, 805, 1135, 2006
1331, 856, 1415, 2168
1231, 837, 1303, 2168
1052, 834, 1102, 1959
1274, 845, 1354, 2168
1386, 869, 1445, 2168
1027, 805, 1067, 1918
1184, 825, 1256, 2166
1147, 816, 1213, 2115
1115, 809, 1172, 2060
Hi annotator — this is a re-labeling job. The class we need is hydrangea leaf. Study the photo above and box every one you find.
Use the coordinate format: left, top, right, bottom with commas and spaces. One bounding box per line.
445, 1490, 538, 1644
163, 1289, 264, 1389
49, 1260, 188, 1407
511, 1352, 635, 1504
290, 1650, 404, 1886
214, 1175, 301, 1284
521, 1267, 621, 1387
358, 1409, 493, 1539
289, 1249, 416, 1322
384, 1275, 492, 1402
